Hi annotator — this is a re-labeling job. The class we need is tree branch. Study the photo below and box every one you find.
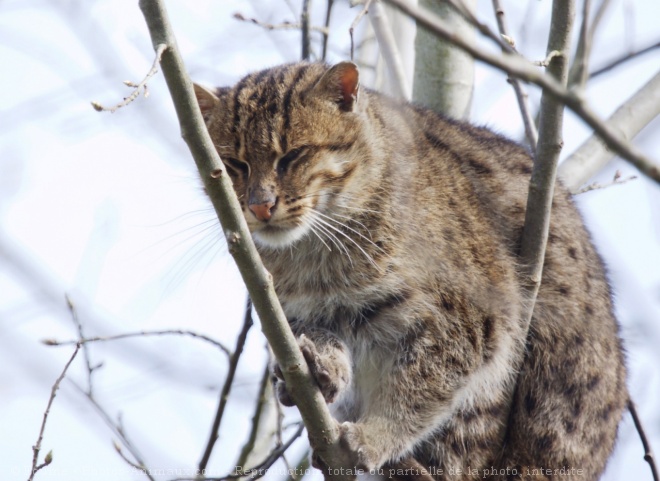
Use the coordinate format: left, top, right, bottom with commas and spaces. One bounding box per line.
349, 0, 373, 61
28, 344, 80, 481
567, 0, 592, 89
42, 328, 232, 358
573, 169, 637, 194
321, 0, 335, 60
413, 0, 475, 118
383, 0, 660, 185
589, 39, 660, 79
235, 363, 273, 470
137, 1, 355, 479
519, 0, 574, 321
232, 13, 329, 36
629, 399, 660, 481
199, 298, 253, 471
71, 382, 156, 481
301, 0, 312, 60
368, 0, 409, 99
491, 0, 538, 148
91, 43, 167, 113
558, 70, 660, 192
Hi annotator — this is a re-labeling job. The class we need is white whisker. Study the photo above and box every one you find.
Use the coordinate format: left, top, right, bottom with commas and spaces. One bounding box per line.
310, 211, 380, 270
313, 210, 386, 255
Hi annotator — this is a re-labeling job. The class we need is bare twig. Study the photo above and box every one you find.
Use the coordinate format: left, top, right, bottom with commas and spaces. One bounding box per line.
349, 0, 373, 60
113, 440, 147, 472
574, 170, 637, 194
232, 13, 329, 35
91, 43, 167, 113
491, 0, 538, 148
28, 344, 81, 481
286, 449, 311, 481
368, 0, 409, 99
301, 0, 312, 60
629, 399, 660, 481
185, 424, 305, 481
43, 328, 231, 358
65, 294, 96, 396
559, 70, 660, 192
199, 297, 253, 471
590, 40, 660, 79
321, 0, 334, 60
383, 0, 660, 184
568, 0, 592, 88
534, 50, 562, 67
519, 0, 575, 322
72, 382, 156, 481
235, 363, 273, 470
445, 0, 513, 53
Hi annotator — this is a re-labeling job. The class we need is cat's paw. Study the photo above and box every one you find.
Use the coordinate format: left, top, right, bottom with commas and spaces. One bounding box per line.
272, 334, 350, 406
298, 334, 350, 404
338, 422, 380, 472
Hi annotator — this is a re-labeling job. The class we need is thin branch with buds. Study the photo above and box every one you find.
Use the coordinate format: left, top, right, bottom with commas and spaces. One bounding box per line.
28, 344, 81, 481
42, 328, 232, 358
65, 295, 97, 396
558, 70, 660, 192
573, 170, 637, 194
91, 43, 167, 113
63, 297, 155, 479
72, 382, 156, 481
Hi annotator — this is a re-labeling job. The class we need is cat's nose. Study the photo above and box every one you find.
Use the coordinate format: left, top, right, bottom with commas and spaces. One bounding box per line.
249, 200, 276, 221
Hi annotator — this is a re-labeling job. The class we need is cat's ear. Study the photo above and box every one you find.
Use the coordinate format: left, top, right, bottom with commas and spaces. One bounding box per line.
312, 62, 360, 112
193, 83, 220, 121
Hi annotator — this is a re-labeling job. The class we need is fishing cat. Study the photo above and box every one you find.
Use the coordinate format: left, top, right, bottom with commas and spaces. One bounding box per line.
194, 62, 626, 480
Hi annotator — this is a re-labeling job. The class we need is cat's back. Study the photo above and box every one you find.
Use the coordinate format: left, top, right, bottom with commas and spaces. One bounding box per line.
369, 90, 627, 479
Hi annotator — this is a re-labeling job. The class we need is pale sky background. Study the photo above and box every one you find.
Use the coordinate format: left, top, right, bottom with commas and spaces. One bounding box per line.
0, 1, 659, 480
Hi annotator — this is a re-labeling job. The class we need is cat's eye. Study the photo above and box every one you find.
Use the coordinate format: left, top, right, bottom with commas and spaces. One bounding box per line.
277, 147, 307, 175
224, 157, 249, 176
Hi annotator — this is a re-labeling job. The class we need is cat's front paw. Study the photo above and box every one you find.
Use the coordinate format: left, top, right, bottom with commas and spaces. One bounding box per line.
338, 422, 380, 472
272, 334, 351, 407
298, 334, 350, 404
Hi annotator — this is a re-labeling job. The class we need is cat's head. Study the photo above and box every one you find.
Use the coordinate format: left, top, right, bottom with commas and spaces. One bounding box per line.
194, 62, 367, 249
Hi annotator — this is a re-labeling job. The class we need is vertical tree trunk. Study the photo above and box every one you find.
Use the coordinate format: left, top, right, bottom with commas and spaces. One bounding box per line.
413, 0, 476, 118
